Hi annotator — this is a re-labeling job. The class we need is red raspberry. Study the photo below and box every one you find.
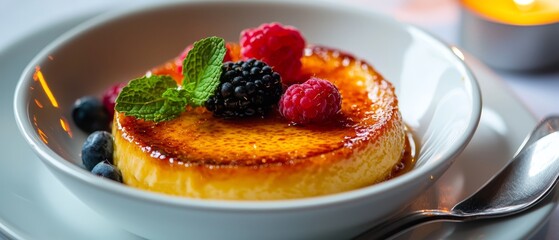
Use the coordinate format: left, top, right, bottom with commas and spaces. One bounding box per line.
240, 22, 305, 84
175, 43, 234, 74
279, 77, 342, 124
102, 82, 126, 117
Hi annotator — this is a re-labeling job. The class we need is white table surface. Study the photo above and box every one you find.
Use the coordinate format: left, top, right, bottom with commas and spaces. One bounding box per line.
1, 0, 558, 239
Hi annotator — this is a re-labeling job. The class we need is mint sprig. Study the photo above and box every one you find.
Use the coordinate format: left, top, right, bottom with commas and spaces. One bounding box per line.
115, 37, 226, 122
115, 75, 187, 122
182, 37, 226, 106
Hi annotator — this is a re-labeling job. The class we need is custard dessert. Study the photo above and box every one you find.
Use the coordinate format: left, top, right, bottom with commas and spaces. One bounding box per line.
112, 44, 406, 200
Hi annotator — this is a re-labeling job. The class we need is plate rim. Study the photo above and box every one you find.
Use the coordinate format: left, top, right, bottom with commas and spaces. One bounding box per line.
0, 4, 551, 240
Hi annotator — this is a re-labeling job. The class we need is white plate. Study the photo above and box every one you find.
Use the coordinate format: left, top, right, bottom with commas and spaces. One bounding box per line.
0, 13, 551, 240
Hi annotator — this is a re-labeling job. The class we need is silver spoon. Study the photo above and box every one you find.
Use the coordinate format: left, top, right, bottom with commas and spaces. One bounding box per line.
356, 116, 559, 240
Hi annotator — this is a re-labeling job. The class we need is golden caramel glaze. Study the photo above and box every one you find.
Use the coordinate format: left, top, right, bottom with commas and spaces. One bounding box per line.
113, 45, 406, 200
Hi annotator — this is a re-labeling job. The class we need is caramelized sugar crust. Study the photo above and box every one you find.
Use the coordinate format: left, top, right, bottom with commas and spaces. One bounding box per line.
113, 45, 405, 200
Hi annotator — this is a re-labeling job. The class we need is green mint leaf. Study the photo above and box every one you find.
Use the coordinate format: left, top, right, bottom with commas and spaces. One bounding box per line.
182, 36, 226, 106
115, 75, 187, 122
113, 36, 226, 122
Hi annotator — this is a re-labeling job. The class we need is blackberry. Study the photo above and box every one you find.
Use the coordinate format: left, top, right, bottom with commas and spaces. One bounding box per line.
205, 59, 283, 118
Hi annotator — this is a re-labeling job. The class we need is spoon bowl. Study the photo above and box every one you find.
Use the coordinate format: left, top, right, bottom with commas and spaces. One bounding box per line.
358, 116, 559, 239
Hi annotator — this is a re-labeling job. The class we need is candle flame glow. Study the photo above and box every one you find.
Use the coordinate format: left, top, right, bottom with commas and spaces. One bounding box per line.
34, 99, 44, 109
33, 66, 59, 108
514, 0, 535, 11
38, 128, 48, 144
462, 0, 559, 25
514, 0, 535, 6
60, 118, 73, 138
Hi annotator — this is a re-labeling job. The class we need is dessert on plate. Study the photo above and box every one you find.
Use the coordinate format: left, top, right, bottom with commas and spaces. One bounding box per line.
77, 22, 412, 200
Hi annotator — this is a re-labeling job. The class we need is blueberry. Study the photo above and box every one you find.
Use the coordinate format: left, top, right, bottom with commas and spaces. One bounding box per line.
72, 96, 111, 133
82, 131, 114, 171
91, 161, 122, 183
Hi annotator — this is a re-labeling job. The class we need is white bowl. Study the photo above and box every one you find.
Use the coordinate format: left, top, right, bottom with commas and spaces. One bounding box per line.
14, 1, 481, 239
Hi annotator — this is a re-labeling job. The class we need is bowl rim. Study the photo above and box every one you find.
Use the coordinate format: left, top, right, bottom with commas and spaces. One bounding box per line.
13, 0, 481, 211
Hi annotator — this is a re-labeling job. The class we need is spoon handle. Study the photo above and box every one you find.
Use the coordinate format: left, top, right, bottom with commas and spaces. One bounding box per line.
516, 116, 559, 155
354, 210, 461, 240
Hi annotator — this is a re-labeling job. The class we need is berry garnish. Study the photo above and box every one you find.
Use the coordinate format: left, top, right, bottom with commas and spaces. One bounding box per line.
81, 131, 114, 171
102, 82, 126, 117
240, 22, 305, 84
205, 59, 283, 118
279, 77, 342, 124
91, 161, 123, 183
72, 96, 111, 133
